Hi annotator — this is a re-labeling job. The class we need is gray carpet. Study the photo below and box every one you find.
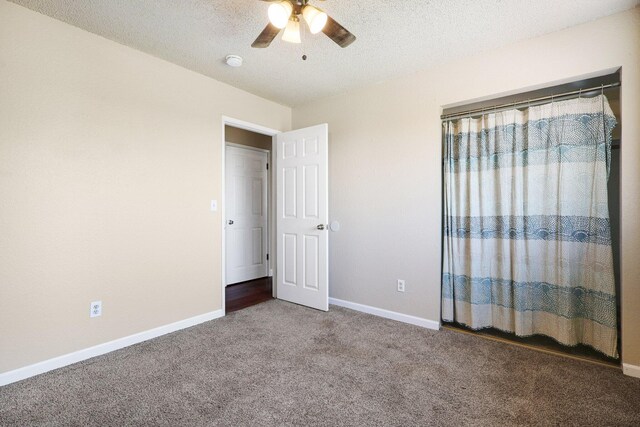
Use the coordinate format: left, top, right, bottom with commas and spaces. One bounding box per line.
1, 300, 639, 426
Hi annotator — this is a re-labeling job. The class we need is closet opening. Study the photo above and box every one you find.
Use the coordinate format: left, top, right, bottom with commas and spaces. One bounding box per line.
440, 69, 621, 366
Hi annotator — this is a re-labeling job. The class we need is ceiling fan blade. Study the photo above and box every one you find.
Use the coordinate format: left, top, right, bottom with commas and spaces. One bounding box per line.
322, 16, 356, 48
251, 23, 281, 48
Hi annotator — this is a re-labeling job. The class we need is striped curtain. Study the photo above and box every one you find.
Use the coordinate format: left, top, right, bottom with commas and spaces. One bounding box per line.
441, 95, 618, 358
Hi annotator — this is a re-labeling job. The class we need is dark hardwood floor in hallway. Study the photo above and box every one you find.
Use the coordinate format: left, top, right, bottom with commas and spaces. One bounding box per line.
225, 277, 273, 313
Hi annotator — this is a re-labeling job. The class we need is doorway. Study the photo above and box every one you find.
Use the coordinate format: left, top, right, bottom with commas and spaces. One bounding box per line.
223, 120, 276, 312
221, 117, 330, 315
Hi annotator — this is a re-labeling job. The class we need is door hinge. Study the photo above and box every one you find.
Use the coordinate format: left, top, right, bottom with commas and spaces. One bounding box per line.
266, 163, 269, 170
266, 254, 269, 261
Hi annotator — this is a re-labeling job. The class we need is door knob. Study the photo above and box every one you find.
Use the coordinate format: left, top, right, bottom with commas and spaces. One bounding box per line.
317, 224, 326, 230
228, 220, 234, 225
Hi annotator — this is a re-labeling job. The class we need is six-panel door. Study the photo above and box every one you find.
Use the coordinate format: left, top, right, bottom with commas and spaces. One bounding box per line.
225, 145, 269, 285
276, 124, 328, 311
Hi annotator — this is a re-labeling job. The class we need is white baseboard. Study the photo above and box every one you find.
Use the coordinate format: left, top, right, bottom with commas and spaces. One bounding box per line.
329, 297, 440, 330
0, 309, 224, 387
622, 363, 640, 379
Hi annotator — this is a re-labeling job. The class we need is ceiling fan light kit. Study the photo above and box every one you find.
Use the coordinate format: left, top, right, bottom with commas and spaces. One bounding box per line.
302, 4, 327, 34
252, 0, 356, 49
282, 17, 302, 44
268, 1, 293, 29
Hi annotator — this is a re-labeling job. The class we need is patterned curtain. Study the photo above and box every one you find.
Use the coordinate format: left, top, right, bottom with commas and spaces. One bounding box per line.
441, 95, 618, 358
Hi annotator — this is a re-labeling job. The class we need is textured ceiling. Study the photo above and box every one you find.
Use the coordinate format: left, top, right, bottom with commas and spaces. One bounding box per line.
9, 0, 639, 106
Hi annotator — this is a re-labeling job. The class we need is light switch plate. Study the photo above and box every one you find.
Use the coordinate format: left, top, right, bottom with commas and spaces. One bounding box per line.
210, 200, 218, 211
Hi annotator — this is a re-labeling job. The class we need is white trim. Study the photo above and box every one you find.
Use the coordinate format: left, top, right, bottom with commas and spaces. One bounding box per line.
222, 116, 280, 137
623, 363, 640, 379
225, 141, 270, 154
221, 120, 227, 303
0, 309, 224, 387
270, 134, 277, 298
329, 297, 440, 330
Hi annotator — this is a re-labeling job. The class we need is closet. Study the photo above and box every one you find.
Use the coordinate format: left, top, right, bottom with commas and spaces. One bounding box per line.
440, 69, 622, 365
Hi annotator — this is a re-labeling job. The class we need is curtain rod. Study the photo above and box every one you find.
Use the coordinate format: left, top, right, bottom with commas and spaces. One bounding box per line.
441, 82, 621, 121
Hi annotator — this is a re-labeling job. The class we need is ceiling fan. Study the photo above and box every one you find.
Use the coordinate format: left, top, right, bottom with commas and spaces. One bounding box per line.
252, 0, 356, 49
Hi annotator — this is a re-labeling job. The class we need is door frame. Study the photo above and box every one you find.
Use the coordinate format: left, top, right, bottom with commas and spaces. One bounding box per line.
221, 116, 280, 315
224, 142, 270, 285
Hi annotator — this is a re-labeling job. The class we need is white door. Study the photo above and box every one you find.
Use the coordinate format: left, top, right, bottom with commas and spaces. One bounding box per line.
276, 124, 328, 311
225, 145, 269, 285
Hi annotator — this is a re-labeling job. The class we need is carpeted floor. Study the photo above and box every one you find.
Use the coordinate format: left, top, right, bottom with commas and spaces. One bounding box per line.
1, 300, 639, 426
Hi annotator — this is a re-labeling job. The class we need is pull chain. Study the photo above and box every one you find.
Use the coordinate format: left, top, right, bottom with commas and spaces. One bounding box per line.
299, 15, 308, 61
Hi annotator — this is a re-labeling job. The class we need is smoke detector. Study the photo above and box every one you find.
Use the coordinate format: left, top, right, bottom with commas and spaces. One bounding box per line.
225, 55, 243, 67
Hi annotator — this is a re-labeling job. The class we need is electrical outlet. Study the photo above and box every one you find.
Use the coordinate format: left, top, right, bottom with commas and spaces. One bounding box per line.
90, 301, 102, 318
397, 279, 406, 292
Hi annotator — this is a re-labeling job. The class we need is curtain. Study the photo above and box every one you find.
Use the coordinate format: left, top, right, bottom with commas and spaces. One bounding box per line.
441, 94, 618, 358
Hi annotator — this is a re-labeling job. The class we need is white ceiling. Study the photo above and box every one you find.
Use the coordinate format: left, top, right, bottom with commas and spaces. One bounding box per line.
9, 0, 639, 106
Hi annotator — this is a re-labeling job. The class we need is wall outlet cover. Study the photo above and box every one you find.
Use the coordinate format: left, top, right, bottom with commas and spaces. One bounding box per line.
90, 301, 102, 318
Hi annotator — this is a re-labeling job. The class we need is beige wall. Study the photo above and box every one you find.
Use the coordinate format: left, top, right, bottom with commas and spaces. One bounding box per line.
0, 1, 290, 373
225, 126, 272, 151
293, 8, 640, 366
2, 0, 639, 376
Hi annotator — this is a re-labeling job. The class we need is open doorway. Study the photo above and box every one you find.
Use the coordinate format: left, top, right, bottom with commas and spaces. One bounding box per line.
222, 119, 278, 313
221, 118, 330, 314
